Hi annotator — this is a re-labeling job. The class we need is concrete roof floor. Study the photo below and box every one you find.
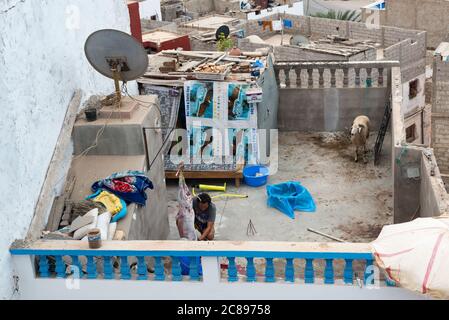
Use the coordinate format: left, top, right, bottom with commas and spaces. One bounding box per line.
166, 131, 393, 243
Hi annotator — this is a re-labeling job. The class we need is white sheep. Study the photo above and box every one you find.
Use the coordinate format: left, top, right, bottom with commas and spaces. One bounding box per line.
350, 115, 370, 163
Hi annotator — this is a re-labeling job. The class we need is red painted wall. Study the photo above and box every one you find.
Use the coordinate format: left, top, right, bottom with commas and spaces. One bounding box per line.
128, 2, 143, 43
143, 35, 191, 52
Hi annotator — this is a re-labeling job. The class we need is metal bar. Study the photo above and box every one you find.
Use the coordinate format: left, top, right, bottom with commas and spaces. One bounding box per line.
142, 128, 150, 170
307, 228, 345, 242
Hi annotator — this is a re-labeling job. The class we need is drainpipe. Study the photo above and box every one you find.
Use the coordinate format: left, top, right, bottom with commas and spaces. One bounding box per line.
421, 106, 425, 145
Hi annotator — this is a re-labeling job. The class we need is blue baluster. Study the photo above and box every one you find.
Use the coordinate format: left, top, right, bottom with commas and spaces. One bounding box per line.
246, 257, 256, 282
364, 259, 374, 285
87, 256, 97, 279
38, 255, 49, 278
171, 257, 182, 281
120, 256, 131, 280
285, 258, 294, 283
136, 256, 148, 280
304, 259, 314, 284
265, 258, 275, 283
228, 257, 238, 282
154, 257, 165, 281
103, 256, 113, 280
324, 259, 334, 284
55, 255, 66, 278
344, 259, 353, 284
189, 257, 200, 281
71, 256, 82, 279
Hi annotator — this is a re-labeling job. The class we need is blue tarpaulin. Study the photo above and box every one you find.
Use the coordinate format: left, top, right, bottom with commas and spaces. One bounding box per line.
266, 182, 316, 219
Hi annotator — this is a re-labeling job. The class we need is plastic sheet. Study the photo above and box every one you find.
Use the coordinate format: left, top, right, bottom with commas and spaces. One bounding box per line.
266, 182, 316, 219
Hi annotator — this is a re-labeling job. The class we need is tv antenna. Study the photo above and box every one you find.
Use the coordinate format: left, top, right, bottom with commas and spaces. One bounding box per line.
84, 29, 148, 107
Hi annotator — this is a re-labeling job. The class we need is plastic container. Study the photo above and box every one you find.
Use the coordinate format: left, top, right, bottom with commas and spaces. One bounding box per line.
243, 165, 269, 187
85, 108, 97, 122
87, 228, 102, 249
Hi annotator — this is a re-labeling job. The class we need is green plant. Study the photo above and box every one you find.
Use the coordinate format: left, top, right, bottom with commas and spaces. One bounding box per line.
216, 32, 234, 52
311, 9, 361, 22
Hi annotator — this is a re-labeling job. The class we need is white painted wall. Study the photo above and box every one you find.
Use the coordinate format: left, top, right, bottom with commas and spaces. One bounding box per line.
0, 0, 136, 300
402, 73, 426, 115
12, 255, 429, 300
138, 0, 162, 20
247, 1, 304, 20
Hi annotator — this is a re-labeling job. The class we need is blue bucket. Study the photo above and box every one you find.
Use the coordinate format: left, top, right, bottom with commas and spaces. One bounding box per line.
243, 165, 269, 187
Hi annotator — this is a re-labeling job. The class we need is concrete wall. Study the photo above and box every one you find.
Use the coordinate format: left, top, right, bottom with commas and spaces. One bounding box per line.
391, 67, 420, 223
256, 14, 427, 82
213, 0, 240, 13
391, 66, 449, 222
420, 152, 449, 217
274, 45, 348, 62
0, 0, 134, 300
138, 0, 162, 20
237, 38, 273, 52
278, 87, 388, 131
432, 54, 449, 173
184, 0, 215, 16
384, 0, 449, 49
274, 46, 377, 63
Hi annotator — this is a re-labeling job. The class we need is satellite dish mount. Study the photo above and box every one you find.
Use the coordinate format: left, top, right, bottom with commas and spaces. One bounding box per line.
84, 29, 149, 109
105, 56, 130, 104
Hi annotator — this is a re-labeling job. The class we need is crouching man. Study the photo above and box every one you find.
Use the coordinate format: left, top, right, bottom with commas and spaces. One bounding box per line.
193, 193, 216, 241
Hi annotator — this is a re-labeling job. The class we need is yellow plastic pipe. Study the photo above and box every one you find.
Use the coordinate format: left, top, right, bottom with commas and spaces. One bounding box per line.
197, 183, 226, 192
192, 188, 247, 199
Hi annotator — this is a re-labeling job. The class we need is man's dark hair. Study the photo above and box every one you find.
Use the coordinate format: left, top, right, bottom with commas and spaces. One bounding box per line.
197, 193, 211, 204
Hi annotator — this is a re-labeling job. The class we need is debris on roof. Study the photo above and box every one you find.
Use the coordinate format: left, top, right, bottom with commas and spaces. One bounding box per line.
140, 49, 270, 84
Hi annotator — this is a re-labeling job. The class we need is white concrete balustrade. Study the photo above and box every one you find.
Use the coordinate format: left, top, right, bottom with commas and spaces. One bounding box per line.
10, 240, 427, 299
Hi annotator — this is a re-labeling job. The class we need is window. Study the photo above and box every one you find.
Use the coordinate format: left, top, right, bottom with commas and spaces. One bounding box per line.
406, 124, 417, 143
150, 15, 157, 21
409, 79, 419, 99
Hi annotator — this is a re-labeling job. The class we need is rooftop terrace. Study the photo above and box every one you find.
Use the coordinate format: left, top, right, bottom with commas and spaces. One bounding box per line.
167, 131, 392, 243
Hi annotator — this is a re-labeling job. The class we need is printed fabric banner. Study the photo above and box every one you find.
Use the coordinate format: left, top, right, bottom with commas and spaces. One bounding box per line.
184, 80, 258, 166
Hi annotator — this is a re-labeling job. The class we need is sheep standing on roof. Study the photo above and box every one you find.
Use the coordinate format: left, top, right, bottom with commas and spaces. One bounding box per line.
350, 115, 370, 163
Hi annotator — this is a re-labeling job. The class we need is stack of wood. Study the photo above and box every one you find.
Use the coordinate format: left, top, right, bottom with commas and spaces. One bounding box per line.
231, 62, 251, 73
194, 63, 230, 74
159, 59, 178, 73
46, 176, 76, 232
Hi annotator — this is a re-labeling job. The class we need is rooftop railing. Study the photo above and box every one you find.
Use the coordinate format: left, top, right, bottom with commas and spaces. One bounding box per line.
9, 239, 424, 299
274, 61, 399, 89
11, 240, 375, 283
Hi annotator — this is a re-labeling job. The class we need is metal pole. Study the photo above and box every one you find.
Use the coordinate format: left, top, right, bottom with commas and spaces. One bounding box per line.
307, 228, 345, 242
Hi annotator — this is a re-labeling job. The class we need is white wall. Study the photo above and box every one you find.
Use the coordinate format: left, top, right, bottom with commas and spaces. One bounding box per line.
402, 73, 426, 115
0, 0, 135, 300
139, 0, 162, 20
247, 1, 304, 20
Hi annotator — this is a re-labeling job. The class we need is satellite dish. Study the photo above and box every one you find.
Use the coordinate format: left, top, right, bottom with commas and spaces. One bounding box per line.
84, 29, 148, 105
290, 35, 310, 47
215, 25, 230, 40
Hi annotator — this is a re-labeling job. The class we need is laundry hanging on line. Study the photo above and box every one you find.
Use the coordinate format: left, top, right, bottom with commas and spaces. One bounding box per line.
283, 19, 293, 29
272, 20, 283, 31
262, 20, 273, 31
